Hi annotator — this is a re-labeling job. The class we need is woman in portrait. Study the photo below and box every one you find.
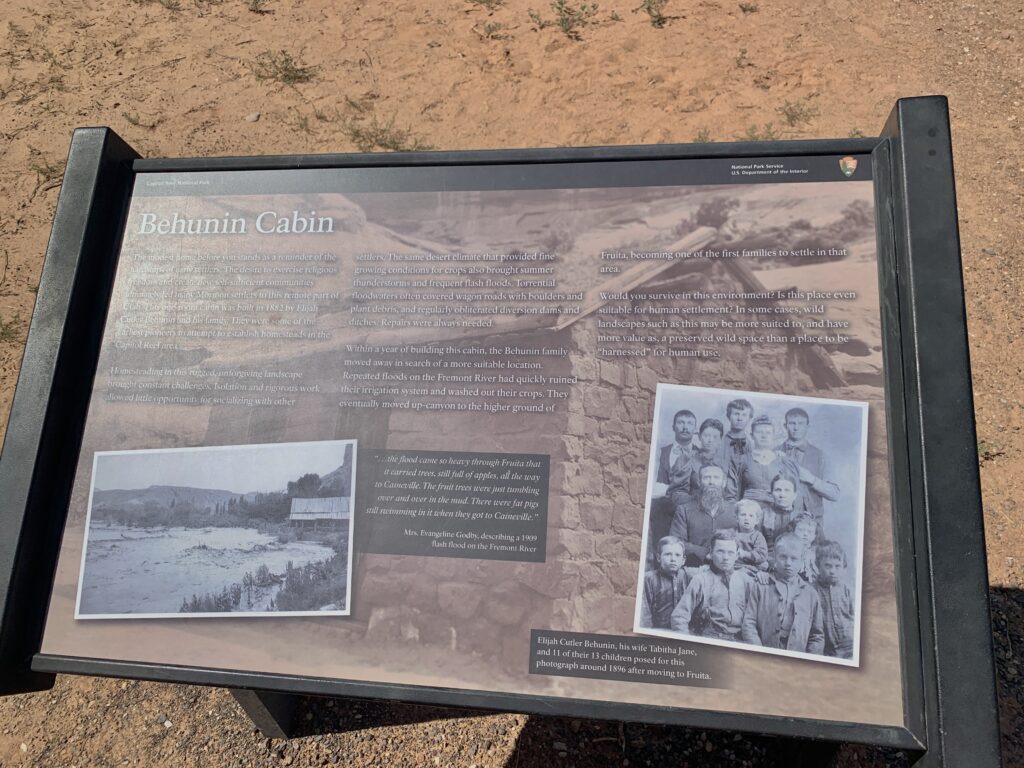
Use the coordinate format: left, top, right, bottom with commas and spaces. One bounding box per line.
727, 414, 801, 508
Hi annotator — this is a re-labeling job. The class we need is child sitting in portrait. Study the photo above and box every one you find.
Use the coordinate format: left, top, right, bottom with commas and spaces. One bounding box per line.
733, 499, 768, 571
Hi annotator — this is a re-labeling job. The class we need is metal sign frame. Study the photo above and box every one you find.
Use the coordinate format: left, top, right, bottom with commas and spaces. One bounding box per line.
0, 96, 1001, 767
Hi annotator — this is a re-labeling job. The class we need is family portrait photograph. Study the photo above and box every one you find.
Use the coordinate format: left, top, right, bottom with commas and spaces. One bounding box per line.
75, 439, 357, 619
633, 383, 868, 667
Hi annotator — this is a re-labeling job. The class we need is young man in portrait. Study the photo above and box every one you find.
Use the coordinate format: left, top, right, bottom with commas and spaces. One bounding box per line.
655, 409, 701, 508
777, 407, 840, 528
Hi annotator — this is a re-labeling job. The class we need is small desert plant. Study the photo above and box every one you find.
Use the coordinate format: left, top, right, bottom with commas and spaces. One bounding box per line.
778, 98, 819, 127
639, 0, 669, 27
738, 123, 780, 141
313, 106, 339, 122
753, 69, 774, 90
344, 115, 431, 152
735, 47, 752, 68
848, 128, 866, 138
251, 50, 316, 84
344, 94, 374, 113
467, 0, 504, 8
0, 315, 21, 343
122, 112, 160, 129
529, 0, 599, 40
133, 0, 182, 9
28, 151, 63, 190
247, 0, 273, 11
978, 439, 1005, 464
738, 2, 758, 12
479, 21, 507, 39
7, 22, 28, 45
6, 23, 68, 71
694, 127, 713, 143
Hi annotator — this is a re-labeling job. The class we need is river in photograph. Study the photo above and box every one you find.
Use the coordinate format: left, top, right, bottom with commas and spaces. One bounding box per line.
78, 524, 337, 615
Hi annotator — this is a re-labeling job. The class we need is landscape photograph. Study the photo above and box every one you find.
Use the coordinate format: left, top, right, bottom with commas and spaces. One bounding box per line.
75, 440, 356, 619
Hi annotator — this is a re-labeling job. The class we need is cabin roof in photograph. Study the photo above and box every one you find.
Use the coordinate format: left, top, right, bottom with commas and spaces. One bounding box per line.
288, 497, 349, 521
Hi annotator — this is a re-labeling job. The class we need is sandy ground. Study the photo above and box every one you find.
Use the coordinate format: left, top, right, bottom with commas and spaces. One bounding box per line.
0, 0, 1021, 765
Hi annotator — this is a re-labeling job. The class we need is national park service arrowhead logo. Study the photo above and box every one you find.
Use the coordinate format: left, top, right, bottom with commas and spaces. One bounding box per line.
839, 156, 858, 177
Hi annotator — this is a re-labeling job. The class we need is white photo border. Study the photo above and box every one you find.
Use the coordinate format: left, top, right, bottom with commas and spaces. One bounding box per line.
74, 439, 358, 620
632, 383, 869, 668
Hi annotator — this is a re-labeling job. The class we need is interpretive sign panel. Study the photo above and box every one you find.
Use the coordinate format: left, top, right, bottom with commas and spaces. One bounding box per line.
0, 99, 1002, 766
37, 152, 907, 730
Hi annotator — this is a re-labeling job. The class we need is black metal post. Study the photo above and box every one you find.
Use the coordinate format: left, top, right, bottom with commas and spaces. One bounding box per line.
231, 689, 300, 739
881, 95, 1002, 768
0, 128, 138, 694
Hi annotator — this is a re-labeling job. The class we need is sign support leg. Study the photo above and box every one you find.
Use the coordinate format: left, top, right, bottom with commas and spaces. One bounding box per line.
231, 689, 300, 739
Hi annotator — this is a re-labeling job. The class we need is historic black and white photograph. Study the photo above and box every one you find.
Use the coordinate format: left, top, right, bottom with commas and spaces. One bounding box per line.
634, 384, 867, 666
75, 440, 356, 619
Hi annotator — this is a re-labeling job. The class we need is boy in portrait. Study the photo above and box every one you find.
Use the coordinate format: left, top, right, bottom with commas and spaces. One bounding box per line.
722, 398, 754, 466
778, 407, 840, 527
670, 530, 746, 641
789, 512, 821, 584
640, 536, 689, 629
740, 533, 825, 654
815, 540, 856, 659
